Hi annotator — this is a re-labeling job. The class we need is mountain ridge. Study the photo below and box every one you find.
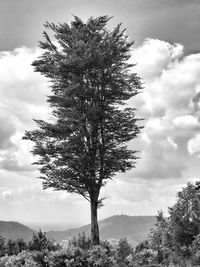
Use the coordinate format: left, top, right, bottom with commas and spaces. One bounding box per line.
46, 215, 157, 246
0, 220, 35, 241
0, 215, 157, 245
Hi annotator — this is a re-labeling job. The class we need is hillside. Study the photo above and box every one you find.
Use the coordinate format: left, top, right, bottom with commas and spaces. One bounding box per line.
47, 215, 157, 246
0, 221, 35, 241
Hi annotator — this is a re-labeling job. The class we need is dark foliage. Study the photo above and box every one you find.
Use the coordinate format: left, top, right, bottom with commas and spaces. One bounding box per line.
28, 230, 60, 252
115, 238, 132, 264
24, 15, 142, 245
69, 232, 92, 250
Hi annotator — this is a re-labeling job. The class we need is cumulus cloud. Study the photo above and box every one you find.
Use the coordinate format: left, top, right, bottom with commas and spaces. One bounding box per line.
2, 190, 13, 201
133, 138, 185, 179
173, 115, 200, 129
133, 39, 184, 82
188, 134, 200, 155
0, 47, 50, 173
0, 114, 16, 149
127, 38, 200, 181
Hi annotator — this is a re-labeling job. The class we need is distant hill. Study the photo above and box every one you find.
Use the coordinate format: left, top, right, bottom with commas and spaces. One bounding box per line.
47, 215, 157, 246
0, 221, 35, 241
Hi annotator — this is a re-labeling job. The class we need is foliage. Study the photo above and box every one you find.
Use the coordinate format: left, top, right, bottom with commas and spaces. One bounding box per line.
148, 210, 169, 263
45, 246, 115, 267
28, 230, 58, 252
0, 238, 27, 256
190, 233, 200, 265
169, 182, 200, 249
0, 237, 5, 257
133, 248, 157, 266
114, 238, 133, 265
69, 232, 92, 250
2, 182, 200, 265
88, 245, 115, 267
23, 15, 142, 244
136, 182, 200, 266
0, 238, 134, 267
133, 240, 157, 266
0, 251, 38, 267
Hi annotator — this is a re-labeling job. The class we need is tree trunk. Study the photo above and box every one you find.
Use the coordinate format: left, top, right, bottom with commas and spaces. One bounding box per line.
90, 197, 100, 245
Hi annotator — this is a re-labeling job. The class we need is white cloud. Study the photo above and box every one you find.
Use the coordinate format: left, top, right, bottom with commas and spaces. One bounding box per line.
2, 190, 13, 201
133, 39, 184, 82
188, 134, 200, 155
167, 137, 178, 150
132, 39, 200, 119
173, 115, 200, 129
127, 38, 200, 181
0, 46, 50, 173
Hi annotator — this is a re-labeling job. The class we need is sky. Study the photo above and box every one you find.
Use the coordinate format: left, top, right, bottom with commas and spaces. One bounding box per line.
1, 0, 200, 229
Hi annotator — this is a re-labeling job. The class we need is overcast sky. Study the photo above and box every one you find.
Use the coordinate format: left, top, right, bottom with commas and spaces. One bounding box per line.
1, 0, 200, 228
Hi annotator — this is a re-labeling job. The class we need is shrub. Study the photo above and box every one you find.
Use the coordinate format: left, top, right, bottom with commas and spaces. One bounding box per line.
29, 230, 58, 252
45, 247, 89, 267
88, 245, 115, 267
0, 251, 38, 267
69, 232, 92, 250
133, 248, 157, 266
114, 238, 133, 266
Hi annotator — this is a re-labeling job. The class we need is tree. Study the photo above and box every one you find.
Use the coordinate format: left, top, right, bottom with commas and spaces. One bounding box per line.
149, 210, 169, 263
5, 239, 19, 256
28, 230, 55, 251
24, 15, 142, 245
115, 238, 133, 265
169, 182, 200, 250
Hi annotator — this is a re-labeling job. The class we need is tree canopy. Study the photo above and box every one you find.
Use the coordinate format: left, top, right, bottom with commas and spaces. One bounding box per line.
24, 15, 142, 244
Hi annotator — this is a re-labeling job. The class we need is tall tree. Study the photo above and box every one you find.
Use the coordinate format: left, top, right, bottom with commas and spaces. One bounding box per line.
169, 182, 200, 248
24, 16, 142, 245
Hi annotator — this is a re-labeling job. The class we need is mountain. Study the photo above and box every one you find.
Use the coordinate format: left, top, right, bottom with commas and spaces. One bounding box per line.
47, 215, 157, 246
0, 221, 35, 241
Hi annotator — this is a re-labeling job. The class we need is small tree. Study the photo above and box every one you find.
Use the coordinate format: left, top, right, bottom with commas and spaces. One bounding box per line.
28, 230, 55, 251
115, 238, 132, 264
149, 210, 168, 263
69, 232, 92, 250
24, 15, 142, 245
169, 182, 200, 250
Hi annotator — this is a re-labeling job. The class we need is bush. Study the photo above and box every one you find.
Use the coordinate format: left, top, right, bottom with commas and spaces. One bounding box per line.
0, 251, 38, 267
133, 248, 157, 266
88, 245, 115, 267
69, 232, 92, 250
29, 230, 58, 252
0, 235, 166, 267
47, 247, 88, 267
114, 238, 133, 266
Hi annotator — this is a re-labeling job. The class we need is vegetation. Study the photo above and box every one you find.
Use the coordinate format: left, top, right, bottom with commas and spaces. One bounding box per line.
0, 232, 150, 267
1, 182, 200, 267
24, 15, 142, 245
134, 182, 200, 266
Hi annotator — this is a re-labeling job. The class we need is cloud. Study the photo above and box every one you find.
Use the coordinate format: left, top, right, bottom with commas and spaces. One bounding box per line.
0, 47, 48, 106
2, 190, 13, 201
127, 38, 200, 181
132, 39, 200, 118
0, 46, 50, 173
188, 134, 200, 155
133, 38, 184, 82
173, 115, 200, 130
0, 114, 16, 149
